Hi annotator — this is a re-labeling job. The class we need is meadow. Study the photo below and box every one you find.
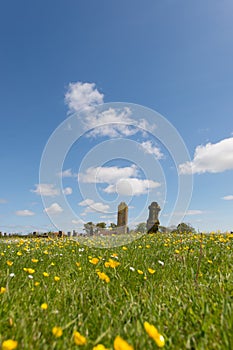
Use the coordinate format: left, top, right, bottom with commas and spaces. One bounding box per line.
0, 232, 232, 350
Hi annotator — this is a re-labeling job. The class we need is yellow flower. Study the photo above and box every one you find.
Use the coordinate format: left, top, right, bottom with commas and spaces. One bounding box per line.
34, 282, 40, 287
175, 250, 180, 254
148, 268, 155, 274
0, 287, 7, 294
31, 259, 39, 263
76, 262, 81, 267
73, 331, 87, 345
105, 259, 120, 268
97, 271, 110, 283
17, 252, 22, 256
2, 339, 18, 350
7, 260, 13, 266
144, 321, 165, 347
41, 303, 48, 310
89, 258, 99, 265
113, 336, 134, 350
28, 268, 35, 274
93, 345, 109, 350
54, 276, 60, 282
208, 259, 213, 264
122, 246, 127, 250
43, 272, 49, 277
137, 270, 143, 275
52, 326, 63, 338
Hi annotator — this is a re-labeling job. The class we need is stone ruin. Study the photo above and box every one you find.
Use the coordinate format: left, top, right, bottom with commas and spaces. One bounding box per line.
146, 201, 161, 233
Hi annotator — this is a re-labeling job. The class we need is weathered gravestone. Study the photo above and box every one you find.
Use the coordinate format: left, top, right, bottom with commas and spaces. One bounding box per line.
146, 202, 161, 233
117, 202, 128, 234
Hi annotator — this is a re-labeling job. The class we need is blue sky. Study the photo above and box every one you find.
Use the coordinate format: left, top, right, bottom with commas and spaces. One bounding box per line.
0, 0, 233, 233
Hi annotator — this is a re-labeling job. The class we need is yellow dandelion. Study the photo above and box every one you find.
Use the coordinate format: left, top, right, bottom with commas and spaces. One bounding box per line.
31, 259, 39, 263
41, 303, 48, 310
54, 276, 60, 282
148, 268, 155, 274
208, 260, 213, 264
0, 287, 7, 294
43, 272, 49, 277
73, 331, 87, 345
27, 268, 35, 274
175, 250, 180, 254
76, 262, 81, 267
137, 270, 143, 275
2, 339, 18, 350
122, 246, 127, 250
89, 258, 99, 265
144, 321, 165, 348
93, 345, 109, 350
52, 326, 63, 338
7, 261, 13, 266
97, 271, 110, 283
113, 335, 134, 350
105, 259, 120, 268
17, 252, 22, 256
34, 282, 40, 287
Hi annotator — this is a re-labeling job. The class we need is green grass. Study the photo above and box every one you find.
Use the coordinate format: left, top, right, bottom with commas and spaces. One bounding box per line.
0, 233, 233, 349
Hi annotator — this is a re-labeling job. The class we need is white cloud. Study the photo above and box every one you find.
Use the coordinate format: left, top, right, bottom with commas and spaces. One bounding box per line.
179, 137, 233, 174
0, 198, 7, 204
72, 219, 85, 225
58, 169, 73, 178
104, 178, 161, 196
185, 210, 204, 216
140, 141, 163, 159
15, 210, 35, 216
65, 81, 156, 138
78, 198, 110, 213
32, 184, 59, 197
63, 187, 73, 195
78, 198, 95, 206
222, 195, 233, 200
85, 202, 110, 213
78, 165, 138, 184
65, 82, 104, 113
44, 203, 63, 215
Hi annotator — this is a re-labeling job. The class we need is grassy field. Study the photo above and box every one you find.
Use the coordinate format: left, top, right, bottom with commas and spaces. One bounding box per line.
0, 232, 232, 350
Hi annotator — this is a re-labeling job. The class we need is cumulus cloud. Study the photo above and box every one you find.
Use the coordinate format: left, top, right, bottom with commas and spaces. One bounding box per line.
32, 184, 60, 197
78, 198, 110, 213
222, 195, 233, 200
65, 82, 104, 113
58, 169, 73, 178
179, 137, 233, 174
78, 165, 138, 184
65, 81, 156, 138
44, 203, 63, 215
104, 178, 160, 196
63, 187, 73, 195
140, 141, 163, 159
15, 210, 35, 216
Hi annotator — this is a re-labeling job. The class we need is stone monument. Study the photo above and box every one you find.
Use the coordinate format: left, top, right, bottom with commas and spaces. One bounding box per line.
117, 202, 128, 234
146, 202, 160, 233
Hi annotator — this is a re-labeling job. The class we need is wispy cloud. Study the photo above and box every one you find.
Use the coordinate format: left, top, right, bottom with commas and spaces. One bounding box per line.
222, 195, 233, 200
179, 137, 233, 174
58, 169, 73, 178
15, 210, 35, 217
0, 198, 7, 204
140, 141, 163, 159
